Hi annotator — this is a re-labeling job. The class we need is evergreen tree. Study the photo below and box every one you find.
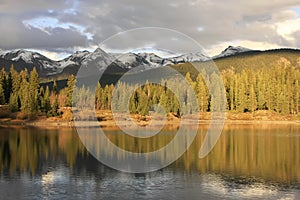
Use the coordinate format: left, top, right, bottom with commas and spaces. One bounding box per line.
10, 65, 20, 93
48, 96, 59, 117
29, 68, 40, 113
137, 88, 149, 115
95, 83, 102, 110
295, 80, 299, 113
66, 75, 76, 107
195, 74, 209, 112
44, 86, 51, 113
248, 84, 257, 112
20, 78, 30, 115
53, 80, 58, 95
0, 83, 5, 105
9, 93, 19, 112
4, 72, 12, 104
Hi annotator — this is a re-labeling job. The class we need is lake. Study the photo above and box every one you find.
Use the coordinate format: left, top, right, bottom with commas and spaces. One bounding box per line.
0, 124, 299, 199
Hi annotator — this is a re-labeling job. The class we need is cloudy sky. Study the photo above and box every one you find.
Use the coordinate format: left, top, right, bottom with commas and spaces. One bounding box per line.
1, 0, 300, 59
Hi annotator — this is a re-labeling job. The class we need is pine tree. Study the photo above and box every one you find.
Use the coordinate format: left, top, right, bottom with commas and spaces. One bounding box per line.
1, 71, 11, 104
48, 96, 59, 117
248, 84, 257, 112
295, 80, 299, 114
0, 83, 5, 105
159, 92, 167, 112
195, 74, 209, 112
20, 78, 30, 115
0, 68, 5, 84
236, 79, 246, 112
9, 93, 19, 112
53, 80, 58, 95
228, 76, 235, 111
29, 68, 40, 113
39, 87, 45, 111
41, 86, 51, 113
4, 72, 12, 104
66, 75, 76, 107
137, 88, 149, 115
185, 72, 195, 89
95, 83, 102, 110
210, 72, 224, 112
10, 65, 20, 93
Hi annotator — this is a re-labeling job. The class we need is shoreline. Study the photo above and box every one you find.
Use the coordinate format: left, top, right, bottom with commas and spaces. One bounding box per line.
1, 110, 300, 129
1, 117, 300, 129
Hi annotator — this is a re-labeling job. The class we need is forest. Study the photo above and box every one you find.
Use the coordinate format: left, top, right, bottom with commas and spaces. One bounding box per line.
0, 63, 300, 120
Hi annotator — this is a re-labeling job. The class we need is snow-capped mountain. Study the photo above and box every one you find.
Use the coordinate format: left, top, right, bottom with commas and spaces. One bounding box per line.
0, 46, 255, 77
81, 48, 127, 69
59, 50, 90, 68
137, 53, 165, 66
112, 51, 210, 69
0, 49, 6, 56
0, 49, 64, 76
112, 52, 171, 69
112, 53, 149, 69
169, 52, 210, 63
213, 46, 252, 59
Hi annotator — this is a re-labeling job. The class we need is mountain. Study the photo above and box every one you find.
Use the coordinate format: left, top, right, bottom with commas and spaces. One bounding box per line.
59, 50, 90, 68
112, 51, 210, 70
113, 53, 150, 69
171, 48, 300, 81
169, 52, 210, 63
213, 46, 253, 59
1, 46, 300, 79
61, 48, 129, 78
0, 49, 64, 76
137, 53, 166, 66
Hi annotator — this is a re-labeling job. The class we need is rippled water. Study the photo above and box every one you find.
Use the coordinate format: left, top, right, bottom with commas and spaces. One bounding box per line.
0, 124, 299, 200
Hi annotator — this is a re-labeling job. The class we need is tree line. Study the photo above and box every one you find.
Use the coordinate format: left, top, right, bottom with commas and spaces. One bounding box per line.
79, 64, 300, 116
0, 64, 300, 119
0, 66, 75, 119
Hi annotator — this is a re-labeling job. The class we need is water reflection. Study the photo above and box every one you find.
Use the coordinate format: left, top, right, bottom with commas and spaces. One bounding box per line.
0, 127, 86, 175
0, 124, 299, 199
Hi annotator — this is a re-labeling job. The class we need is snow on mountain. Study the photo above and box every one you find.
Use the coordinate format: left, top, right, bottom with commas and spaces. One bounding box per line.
0, 49, 66, 75
112, 52, 163, 69
0, 49, 6, 56
58, 50, 90, 68
82, 48, 114, 68
11, 51, 36, 63
113, 53, 142, 69
78, 48, 127, 76
213, 46, 252, 59
0, 50, 37, 63
0, 45, 256, 77
169, 52, 210, 63
137, 53, 164, 66
112, 51, 210, 69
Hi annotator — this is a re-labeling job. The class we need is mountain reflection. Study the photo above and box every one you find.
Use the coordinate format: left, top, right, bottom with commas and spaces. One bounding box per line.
0, 124, 299, 186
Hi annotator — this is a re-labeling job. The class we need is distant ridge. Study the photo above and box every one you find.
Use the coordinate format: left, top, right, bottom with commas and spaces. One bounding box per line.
1, 46, 300, 77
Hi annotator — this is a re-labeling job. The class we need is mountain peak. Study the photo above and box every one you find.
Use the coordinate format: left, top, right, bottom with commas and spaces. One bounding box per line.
94, 47, 108, 54
170, 52, 210, 63
214, 46, 252, 59
222, 46, 251, 53
1, 49, 39, 63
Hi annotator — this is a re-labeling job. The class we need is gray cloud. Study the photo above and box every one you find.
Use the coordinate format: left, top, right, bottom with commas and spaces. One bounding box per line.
0, 16, 89, 50
0, 0, 300, 55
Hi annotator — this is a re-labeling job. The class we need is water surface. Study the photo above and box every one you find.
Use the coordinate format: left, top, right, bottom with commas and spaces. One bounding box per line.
0, 124, 299, 199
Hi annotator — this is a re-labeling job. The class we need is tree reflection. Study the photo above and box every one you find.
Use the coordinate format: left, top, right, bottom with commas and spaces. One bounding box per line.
0, 124, 299, 185
0, 127, 86, 175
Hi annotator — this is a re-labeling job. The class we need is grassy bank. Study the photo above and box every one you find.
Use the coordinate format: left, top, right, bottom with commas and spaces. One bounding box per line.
1, 109, 300, 129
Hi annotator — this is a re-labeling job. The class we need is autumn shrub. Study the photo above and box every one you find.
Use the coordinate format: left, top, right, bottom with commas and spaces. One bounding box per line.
62, 109, 73, 121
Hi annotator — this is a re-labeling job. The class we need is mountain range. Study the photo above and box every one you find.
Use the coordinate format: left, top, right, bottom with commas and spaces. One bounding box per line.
0, 46, 299, 78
